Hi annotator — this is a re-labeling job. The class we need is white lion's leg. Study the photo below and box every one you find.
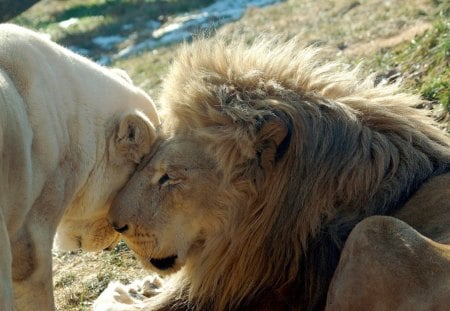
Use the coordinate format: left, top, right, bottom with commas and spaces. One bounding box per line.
12, 223, 55, 311
13, 253, 55, 310
0, 211, 14, 311
326, 216, 450, 310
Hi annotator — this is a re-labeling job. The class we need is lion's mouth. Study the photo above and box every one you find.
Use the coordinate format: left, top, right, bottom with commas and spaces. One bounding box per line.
150, 255, 178, 270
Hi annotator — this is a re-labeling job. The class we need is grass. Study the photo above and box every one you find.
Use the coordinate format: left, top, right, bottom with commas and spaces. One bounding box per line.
53, 241, 143, 311
9, 0, 450, 309
415, 17, 449, 115
370, 11, 449, 130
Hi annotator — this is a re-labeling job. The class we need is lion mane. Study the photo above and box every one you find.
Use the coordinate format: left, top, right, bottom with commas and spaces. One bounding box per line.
100, 36, 450, 310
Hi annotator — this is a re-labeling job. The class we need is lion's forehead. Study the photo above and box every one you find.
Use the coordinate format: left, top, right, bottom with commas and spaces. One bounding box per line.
150, 137, 215, 171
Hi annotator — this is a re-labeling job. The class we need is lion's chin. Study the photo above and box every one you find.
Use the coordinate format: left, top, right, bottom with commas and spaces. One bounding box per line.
150, 255, 178, 270
141, 254, 182, 274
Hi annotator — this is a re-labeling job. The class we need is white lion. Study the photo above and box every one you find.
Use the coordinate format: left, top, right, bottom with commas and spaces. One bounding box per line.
0, 24, 159, 310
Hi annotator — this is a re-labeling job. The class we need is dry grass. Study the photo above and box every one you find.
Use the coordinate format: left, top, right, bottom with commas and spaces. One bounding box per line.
52, 241, 143, 311
10, 0, 449, 309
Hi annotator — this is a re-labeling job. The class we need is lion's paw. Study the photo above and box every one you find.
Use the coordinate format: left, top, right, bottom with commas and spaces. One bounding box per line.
93, 276, 163, 311
136, 275, 163, 298
93, 281, 141, 311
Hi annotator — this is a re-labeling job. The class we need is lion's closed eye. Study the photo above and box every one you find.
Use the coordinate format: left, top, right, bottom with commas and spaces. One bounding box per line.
158, 173, 170, 185
157, 172, 183, 190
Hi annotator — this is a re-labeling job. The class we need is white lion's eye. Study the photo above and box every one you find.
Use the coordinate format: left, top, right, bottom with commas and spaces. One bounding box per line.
158, 173, 170, 186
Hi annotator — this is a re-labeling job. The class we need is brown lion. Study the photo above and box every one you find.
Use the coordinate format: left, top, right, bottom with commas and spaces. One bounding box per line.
326, 216, 450, 309
97, 37, 450, 310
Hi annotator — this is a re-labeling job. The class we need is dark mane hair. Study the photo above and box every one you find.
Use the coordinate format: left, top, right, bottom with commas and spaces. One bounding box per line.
160, 36, 450, 310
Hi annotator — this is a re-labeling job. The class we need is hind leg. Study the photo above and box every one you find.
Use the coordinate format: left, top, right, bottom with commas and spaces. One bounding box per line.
326, 216, 450, 310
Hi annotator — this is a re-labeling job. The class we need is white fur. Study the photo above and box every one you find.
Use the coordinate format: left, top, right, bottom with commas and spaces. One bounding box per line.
0, 24, 159, 310
94, 276, 163, 311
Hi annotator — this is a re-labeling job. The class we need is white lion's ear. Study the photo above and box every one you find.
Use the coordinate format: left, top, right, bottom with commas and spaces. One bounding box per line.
116, 110, 156, 163
254, 114, 290, 171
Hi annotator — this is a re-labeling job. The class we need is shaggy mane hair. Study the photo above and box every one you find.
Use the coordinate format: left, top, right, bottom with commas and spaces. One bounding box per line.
159, 37, 450, 310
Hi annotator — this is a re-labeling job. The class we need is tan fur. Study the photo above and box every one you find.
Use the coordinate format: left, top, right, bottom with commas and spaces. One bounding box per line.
100, 36, 450, 310
326, 215, 450, 310
0, 24, 159, 310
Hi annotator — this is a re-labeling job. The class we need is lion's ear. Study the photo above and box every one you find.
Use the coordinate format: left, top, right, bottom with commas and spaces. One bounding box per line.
255, 115, 290, 171
116, 110, 156, 163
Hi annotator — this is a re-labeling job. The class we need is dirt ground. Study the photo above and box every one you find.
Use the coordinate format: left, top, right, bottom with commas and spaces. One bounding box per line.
217, 0, 436, 57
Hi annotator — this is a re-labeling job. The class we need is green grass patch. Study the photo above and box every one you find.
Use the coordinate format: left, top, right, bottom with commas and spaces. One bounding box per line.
372, 13, 449, 130
423, 77, 449, 111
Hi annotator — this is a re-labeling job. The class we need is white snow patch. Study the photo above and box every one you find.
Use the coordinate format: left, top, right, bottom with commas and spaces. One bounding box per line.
113, 0, 280, 61
58, 17, 79, 29
92, 35, 125, 49
90, 0, 281, 64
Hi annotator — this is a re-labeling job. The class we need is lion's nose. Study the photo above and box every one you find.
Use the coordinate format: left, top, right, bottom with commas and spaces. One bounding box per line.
111, 223, 129, 233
